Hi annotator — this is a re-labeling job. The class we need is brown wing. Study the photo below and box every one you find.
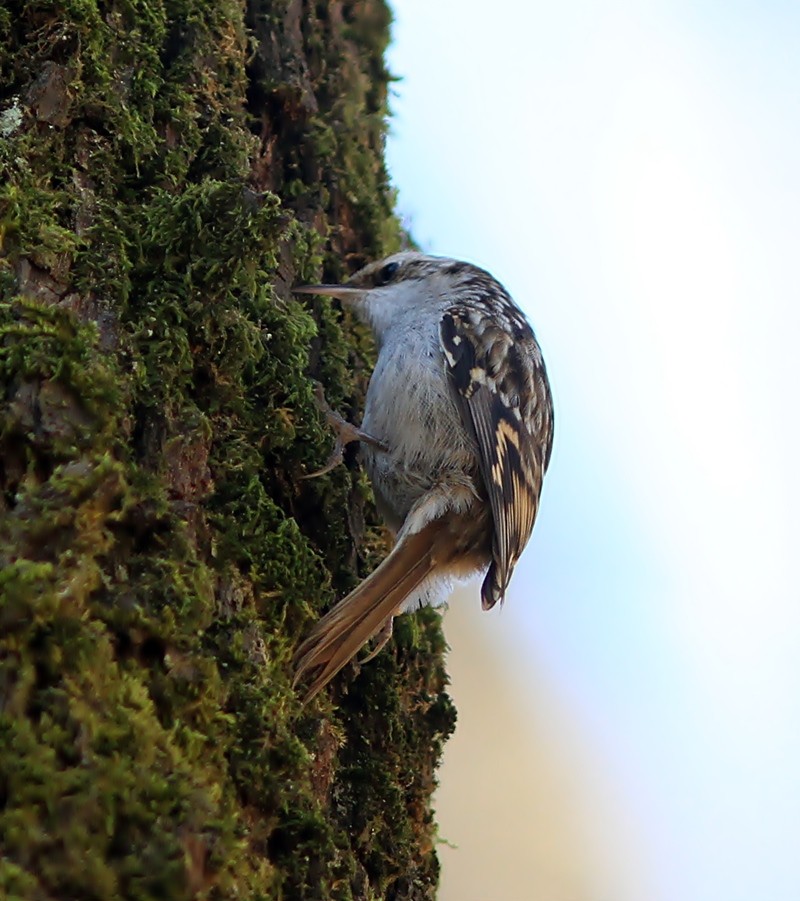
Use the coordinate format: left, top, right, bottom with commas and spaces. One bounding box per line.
440, 308, 551, 609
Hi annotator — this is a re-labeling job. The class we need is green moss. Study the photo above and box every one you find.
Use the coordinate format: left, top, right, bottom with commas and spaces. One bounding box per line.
0, 0, 456, 897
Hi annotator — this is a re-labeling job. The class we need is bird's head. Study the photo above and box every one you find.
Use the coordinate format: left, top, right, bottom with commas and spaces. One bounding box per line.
294, 251, 481, 340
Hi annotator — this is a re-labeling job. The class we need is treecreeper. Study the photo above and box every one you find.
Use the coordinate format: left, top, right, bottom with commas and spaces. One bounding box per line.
293, 252, 554, 701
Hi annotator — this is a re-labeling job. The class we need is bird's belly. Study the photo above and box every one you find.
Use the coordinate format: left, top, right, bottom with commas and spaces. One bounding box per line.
361, 343, 478, 532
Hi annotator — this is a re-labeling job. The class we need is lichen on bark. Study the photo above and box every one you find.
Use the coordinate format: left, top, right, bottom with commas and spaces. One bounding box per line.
0, 1, 456, 898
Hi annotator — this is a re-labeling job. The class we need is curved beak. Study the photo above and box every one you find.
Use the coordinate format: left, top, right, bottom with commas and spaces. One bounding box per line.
293, 284, 363, 302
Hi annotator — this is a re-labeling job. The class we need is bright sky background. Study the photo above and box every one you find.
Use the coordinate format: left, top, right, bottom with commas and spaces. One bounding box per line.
386, 3, 800, 900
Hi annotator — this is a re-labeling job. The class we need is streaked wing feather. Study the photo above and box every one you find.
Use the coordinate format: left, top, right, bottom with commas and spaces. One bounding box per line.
440, 310, 543, 607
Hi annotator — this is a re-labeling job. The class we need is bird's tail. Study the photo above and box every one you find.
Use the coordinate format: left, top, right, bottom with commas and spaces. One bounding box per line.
292, 521, 440, 702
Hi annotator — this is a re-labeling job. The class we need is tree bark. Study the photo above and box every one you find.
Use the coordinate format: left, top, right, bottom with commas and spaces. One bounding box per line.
0, 2, 455, 898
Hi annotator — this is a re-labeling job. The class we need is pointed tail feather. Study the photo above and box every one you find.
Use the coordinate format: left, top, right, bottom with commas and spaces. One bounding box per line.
293, 522, 440, 702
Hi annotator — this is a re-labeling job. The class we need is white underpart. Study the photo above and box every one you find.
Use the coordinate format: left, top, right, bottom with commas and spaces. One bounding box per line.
400, 573, 453, 613
354, 273, 478, 532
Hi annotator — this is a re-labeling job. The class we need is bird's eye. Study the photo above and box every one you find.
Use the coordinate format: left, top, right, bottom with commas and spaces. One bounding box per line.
376, 261, 400, 286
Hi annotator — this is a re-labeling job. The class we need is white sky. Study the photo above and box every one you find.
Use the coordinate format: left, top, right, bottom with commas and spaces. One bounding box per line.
386, 3, 800, 899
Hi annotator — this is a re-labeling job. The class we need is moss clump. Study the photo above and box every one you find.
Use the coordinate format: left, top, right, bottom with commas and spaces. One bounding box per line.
0, 0, 456, 898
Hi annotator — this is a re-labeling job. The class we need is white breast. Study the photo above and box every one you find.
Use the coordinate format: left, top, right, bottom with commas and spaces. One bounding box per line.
360, 317, 478, 530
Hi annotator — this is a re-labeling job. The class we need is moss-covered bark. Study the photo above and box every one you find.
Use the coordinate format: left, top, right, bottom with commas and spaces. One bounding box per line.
0, 2, 456, 898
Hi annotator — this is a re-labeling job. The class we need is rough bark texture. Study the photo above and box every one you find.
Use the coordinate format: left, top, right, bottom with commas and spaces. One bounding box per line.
0, 2, 456, 898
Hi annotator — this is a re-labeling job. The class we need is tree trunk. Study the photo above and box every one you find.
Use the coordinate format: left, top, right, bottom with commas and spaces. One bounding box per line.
0, 2, 455, 898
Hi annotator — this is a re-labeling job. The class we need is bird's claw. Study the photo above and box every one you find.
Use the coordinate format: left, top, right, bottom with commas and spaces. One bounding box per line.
360, 616, 394, 663
302, 383, 388, 479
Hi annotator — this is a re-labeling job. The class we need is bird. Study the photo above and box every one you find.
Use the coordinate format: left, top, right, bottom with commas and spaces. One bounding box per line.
292, 251, 554, 701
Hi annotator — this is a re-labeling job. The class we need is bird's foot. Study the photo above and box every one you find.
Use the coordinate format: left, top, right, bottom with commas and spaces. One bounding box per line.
302, 383, 388, 479
360, 616, 394, 663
